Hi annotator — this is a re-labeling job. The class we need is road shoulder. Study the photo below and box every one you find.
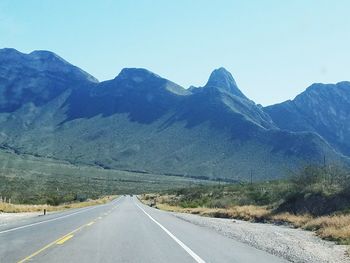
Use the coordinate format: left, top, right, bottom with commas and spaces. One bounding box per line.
171, 211, 349, 263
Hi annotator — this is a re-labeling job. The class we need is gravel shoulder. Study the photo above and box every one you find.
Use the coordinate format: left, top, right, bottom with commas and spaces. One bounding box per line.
0, 212, 41, 227
172, 212, 349, 263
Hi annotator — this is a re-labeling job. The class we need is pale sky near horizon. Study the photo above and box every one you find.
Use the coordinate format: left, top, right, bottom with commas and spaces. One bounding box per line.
0, 0, 349, 106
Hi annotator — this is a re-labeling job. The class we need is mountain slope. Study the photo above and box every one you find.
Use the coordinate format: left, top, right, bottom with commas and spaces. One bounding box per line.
265, 82, 350, 156
0, 48, 345, 181
0, 48, 97, 113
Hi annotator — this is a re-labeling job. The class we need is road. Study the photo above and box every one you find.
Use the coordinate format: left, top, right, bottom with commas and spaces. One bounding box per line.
0, 196, 289, 263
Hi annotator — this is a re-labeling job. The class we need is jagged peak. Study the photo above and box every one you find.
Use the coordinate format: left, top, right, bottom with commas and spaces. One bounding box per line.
205, 67, 247, 99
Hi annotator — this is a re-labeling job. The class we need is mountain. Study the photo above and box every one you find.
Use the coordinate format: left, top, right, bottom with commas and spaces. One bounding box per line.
0, 48, 345, 181
0, 48, 97, 112
264, 82, 350, 156
203, 67, 248, 98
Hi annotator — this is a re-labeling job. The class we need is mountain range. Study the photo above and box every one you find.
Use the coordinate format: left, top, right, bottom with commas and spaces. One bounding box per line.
0, 48, 348, 181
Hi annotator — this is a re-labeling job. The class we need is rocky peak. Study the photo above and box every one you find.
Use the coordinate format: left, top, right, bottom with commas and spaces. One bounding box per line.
205, 67, 247, 99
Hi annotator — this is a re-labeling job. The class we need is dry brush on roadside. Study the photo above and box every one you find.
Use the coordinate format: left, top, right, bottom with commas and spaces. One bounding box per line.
141, 193, 350, 247
140, 164, 350, 248
0, 195, 116, 213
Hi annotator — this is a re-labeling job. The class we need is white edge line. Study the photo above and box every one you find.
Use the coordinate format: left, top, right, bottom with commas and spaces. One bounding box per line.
0, 197, 121, 235
136, 202, 206, 263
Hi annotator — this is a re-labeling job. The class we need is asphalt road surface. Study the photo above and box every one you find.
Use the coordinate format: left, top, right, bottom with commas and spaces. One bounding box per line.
0, 196, 289, 263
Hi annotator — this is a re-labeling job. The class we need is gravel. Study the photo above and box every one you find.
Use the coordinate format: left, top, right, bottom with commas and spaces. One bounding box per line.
172, 212, 349, 263
0, 212, 40, 227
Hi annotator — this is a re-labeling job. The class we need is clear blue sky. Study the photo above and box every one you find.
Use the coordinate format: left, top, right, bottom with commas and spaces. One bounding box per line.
1, 0, 349, 106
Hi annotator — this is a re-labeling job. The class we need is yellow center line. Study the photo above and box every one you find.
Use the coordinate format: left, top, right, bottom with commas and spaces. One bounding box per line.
17, 202, 119, 263
56, 234, 74, 245
17, 217, 97, 263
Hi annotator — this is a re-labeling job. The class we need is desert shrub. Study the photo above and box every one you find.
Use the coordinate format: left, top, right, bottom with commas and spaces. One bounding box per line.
75, 193, 88, 202
289, 164, 349, 195
208, 197, 232, 208
276, 164, 350, 215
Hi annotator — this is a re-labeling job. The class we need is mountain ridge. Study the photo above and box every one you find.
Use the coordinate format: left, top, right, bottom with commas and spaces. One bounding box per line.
0, 48, 347, 181
265, 81, 350, 157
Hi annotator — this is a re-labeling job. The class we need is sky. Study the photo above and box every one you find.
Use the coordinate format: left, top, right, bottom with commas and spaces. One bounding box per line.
0, 0, 349, 106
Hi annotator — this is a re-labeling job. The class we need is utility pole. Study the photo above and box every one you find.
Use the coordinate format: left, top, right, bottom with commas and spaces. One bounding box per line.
250, 169, 253, 185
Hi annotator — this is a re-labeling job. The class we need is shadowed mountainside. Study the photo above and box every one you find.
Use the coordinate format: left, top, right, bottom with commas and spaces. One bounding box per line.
0, 48, 347, 181
265, 82, 350, 156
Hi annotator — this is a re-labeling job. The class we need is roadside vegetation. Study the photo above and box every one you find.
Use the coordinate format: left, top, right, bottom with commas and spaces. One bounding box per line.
0, 195, 115, 213
141, 164, 350, 246
0, 150, 211, 206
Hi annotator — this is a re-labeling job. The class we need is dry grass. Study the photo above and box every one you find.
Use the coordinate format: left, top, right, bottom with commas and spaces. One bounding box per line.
227, 205, 270, 221
141, 194, 270, 221
144, 199, 269, 221
302, 215, 350, 244
0, 195, 116, 213
157, 204, 272, 222
303, 215, 350, 231
140, 194, 350, 246
271, 213, 313, 227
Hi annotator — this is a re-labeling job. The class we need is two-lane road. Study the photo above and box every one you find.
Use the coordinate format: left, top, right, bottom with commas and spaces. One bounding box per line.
0, 196, 289, 262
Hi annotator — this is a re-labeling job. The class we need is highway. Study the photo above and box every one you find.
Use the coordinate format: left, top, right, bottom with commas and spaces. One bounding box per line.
0, 196, 289, 263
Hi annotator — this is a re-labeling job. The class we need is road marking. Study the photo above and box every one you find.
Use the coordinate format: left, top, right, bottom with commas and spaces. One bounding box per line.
86, 221, 95, 226
0, 198, 120, 235
56, 234, 74, 245
17, 198, 121, 262
0, 206, 97, 235
136, 203, 206, 263
17, 224, 86, 263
